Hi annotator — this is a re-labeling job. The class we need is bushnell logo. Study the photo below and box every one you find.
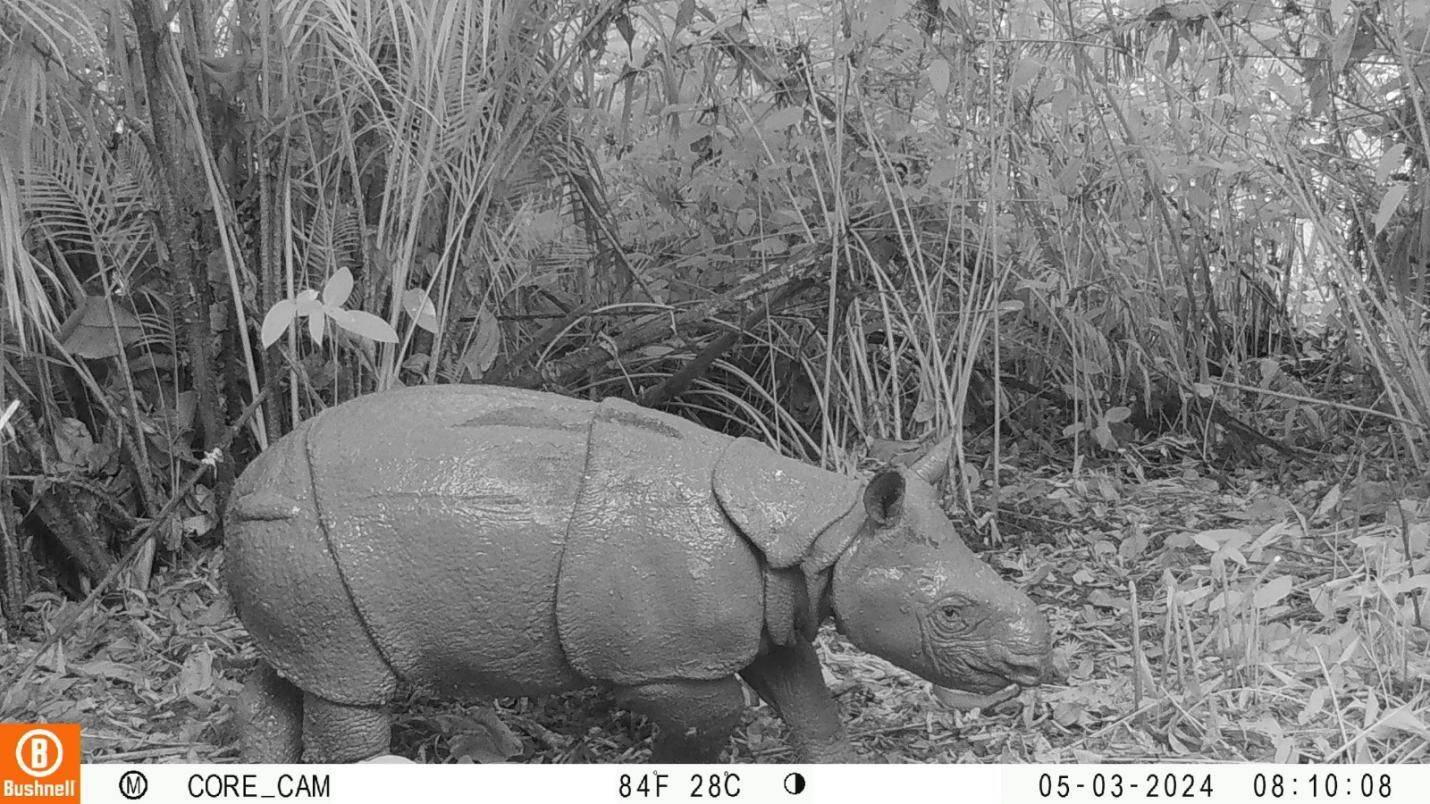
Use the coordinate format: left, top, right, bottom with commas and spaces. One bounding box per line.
1, 724, 80, 804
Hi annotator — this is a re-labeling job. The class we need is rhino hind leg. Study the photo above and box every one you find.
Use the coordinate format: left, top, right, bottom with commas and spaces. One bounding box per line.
238, 663, 302, 762
301, 694, 390, 762
616, 678, 744, 763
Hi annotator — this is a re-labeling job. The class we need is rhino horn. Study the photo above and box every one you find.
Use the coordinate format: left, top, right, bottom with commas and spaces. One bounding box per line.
910, 432, 955, 485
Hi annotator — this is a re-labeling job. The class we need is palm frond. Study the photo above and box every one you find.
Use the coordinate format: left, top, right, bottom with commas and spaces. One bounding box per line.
21, 133, 155, 291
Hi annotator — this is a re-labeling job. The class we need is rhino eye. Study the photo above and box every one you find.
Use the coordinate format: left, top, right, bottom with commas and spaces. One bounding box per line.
938, 603, 971, 626
933, 595, 975, 628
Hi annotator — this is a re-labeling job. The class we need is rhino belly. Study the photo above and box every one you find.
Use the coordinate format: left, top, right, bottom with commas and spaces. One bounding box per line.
305, 388, 595, 698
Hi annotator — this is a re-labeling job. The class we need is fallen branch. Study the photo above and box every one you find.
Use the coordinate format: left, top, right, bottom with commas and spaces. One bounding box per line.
1184, 394, 1316, 461
500, 251, 826, 391
639, 278, 814, 408
486, 302, 595, 385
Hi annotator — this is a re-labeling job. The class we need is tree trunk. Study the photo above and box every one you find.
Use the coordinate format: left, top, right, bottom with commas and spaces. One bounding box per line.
127, 1, 224, 461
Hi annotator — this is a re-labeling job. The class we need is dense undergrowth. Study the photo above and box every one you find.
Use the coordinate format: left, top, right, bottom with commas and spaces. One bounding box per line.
2, 0, 1429, 761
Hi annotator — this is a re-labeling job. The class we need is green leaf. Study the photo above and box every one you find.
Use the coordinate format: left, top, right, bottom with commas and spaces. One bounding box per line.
1373, 184, 1407, 233
1010, 57, 1040, 92
53, 417, 97, 469
1163, 28, 1181, 71
856, 0, 909, 39
614, 12, 634, 47
1329, 15, 1359, 76
329, 309, 398, 343
1312, 483, 1342, 522
1093, 422, 1116, 450
461, 306, 501, 379
1191, 528, 1250, 553
323, 267, 354, 307
57, 296, 144, 359
764, 106, 804, 131
307, 311, 325, 345
735, 207, 756, 234
294, 289, 324, 318
751, 237, 786, 254
1104, 406, 1132, 423
927, 58, 950, 96
1308, 67, 1330, 116
1298, 688, 1329, 724
674, 0, 695, 34
260, 298, 298, 348
446, 708, 521, 763
1376, 143, 1406, 184
402, 289, 440, 334
1254, 576, 1294, 608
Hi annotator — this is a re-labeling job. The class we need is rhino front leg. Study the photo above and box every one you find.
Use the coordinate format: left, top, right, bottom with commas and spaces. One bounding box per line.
301, 694, 390, 762
616, 678, 744, 763
739, 640, 858, 763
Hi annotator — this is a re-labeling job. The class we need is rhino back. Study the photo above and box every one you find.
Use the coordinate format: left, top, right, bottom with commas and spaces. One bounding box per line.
224, 417, 399, 705
305, 385, 594, 697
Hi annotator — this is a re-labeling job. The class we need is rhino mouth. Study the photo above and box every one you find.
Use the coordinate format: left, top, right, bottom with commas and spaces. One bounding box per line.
1003, 662, 1046, 688
933, 651, 1049, 694
932, 682, 1024, 710
941, 668, 1025, 695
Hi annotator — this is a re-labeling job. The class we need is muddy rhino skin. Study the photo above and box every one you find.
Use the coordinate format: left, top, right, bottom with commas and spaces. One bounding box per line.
224, 385, 1052, 762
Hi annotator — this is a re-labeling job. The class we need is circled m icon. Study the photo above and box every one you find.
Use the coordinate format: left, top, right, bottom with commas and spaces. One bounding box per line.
118, 770, 149, 800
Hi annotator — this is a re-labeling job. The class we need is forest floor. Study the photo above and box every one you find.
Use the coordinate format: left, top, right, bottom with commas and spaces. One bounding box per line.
1, 446, 1427, 763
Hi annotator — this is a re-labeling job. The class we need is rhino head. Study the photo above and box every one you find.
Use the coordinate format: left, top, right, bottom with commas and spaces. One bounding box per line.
831, 442, 1052, 694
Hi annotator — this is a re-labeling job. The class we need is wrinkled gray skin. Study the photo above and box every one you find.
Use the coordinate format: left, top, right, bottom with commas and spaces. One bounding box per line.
225, 385, 1051, 763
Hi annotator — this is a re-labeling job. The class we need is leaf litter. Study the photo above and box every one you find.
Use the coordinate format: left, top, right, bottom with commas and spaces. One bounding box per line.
0, 456, 1426, 763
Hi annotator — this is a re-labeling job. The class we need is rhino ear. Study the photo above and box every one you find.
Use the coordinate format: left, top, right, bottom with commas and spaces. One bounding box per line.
911, 433, 954, 485
714, 437, 861, 568
863, 469, 905, 526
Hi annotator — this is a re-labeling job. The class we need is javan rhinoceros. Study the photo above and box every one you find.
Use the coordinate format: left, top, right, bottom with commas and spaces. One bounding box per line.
224, 385, 1051, 763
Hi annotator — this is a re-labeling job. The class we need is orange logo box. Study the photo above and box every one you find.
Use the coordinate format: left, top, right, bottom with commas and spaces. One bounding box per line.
0, 724, 80, 804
